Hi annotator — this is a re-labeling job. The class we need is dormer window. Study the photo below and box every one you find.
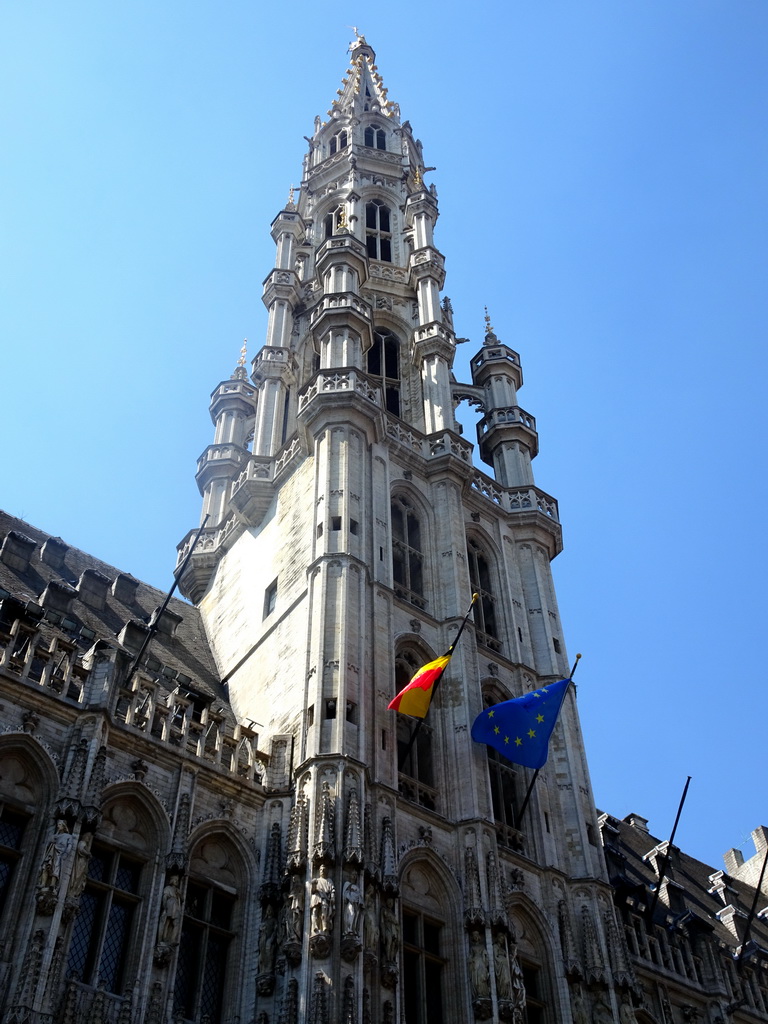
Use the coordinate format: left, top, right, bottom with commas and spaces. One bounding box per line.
365, 200, 392, 262
329, 129, 348, 156
364, 125, 386, 150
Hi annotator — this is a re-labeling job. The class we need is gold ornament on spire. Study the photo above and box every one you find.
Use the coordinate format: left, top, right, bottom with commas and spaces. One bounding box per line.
337, 205, 349, 232
412, 166, 423, 189
238, 339, 247, 367
484, 307, 494, 334
286, 185, 296, 209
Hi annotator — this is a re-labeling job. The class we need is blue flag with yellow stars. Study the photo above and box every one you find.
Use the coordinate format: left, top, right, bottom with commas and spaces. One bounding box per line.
471, 679, 571, 769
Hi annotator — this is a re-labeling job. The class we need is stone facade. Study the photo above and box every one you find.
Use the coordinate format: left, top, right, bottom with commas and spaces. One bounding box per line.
0, 32, 765, 1024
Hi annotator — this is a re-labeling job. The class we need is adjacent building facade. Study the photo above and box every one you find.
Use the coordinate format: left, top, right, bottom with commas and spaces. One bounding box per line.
0, 34, 766, 1024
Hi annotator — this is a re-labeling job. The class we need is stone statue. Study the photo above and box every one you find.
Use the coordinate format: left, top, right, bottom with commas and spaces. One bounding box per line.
572, 986, 590, 1024
620, 999, 638, 1024
258, 904, 277, 973
593, 998, 614, 1024
39, 820, 73, 892
310, 864, 335, 935
363, 893, 379, 951
158, 875, 183, 945
287, 875, 305, 942
381, 897, 400, 963
469, 930, 491, 999
68, 831, 93, 899
342, 874, 364, 937
493, 933, 513, 1000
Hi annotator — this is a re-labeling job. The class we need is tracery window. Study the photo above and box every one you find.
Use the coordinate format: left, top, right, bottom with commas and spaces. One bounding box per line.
66, 842, 144, 994
0, 804, 29, 916
365, 200, 392, 262
402, 908, 445, 1024
367, 328, 400, 415
395, 651, 436, 811
364, 125, 386, 150
467, 538, 500, 651
482, 691, 522, 849
173, 880, 236, 1024
173, 834, 243, 1024
391, 495, 424, 608
329, 129, 348, 155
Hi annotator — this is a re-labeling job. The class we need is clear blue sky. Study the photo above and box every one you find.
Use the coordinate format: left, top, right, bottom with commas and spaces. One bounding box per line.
2, 1, 766, 872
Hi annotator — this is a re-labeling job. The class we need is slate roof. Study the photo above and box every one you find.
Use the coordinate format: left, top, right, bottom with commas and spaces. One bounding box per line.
0, 509, 231, 717
601, 811, 768, 955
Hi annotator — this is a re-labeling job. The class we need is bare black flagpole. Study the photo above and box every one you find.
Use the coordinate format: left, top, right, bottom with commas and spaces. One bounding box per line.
647, 775, 692, 919
515, 653, 582, 829
123, 514, 210, 689
397, 593, 478, 773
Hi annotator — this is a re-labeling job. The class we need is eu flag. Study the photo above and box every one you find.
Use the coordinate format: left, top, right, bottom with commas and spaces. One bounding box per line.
471, 679, 571, 769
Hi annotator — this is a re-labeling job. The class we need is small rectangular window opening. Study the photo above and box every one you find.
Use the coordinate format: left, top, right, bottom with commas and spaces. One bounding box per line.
553, 637, 561, 653
332, 516, 342, 532
517, 627, 523, 643
263, 579, 278, 618
325, 699, 337, 720
350, 519, 358, 535
307, 705, 314, 727
317, 523, 324, 538
381, 729, 387, 750
345, 700, 357, 723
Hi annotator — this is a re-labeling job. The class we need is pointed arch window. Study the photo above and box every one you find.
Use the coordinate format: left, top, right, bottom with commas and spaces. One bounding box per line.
173, 834, 243, 1024
391, 495, 425, 609
467, 539, 501, 652
402, 908, 445, 1023
365, 200, 392, 262
173, 879, 236, 1024
367, 328, 400, 416
364, 125, 387, 150
329, 129, 348, 156
482, 690, 523, 851
324, 205, 345, 238
66, 841, 144, 994
0, 803, 30, 917
395, 650, 437, 811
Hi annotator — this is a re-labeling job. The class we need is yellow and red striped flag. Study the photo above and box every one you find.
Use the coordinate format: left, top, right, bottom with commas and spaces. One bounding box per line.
387, 653, 452, 718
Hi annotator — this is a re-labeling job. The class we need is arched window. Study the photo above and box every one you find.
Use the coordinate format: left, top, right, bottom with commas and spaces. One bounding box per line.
391, 495, 425, 608
482, 690, 523, 851
365, 200, 392, 262
467, 538, 500, 651
66, 793, 156, 995
324, 205, 345, 238
364, 125, 386, 150
400, 859, 460, 1023
403, 907, 444, 1022
395, 650, 436, 811
329, 129, 348, 155
174, 833, 243, 1024
367, 328, 400, 416
66, 838, 144, 993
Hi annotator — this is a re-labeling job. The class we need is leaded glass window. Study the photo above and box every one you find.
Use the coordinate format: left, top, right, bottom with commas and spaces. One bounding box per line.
367, 328, 400, 416
173, 880, 236, 1024
391, 496, 425, 608
402, 908, 445, 1024
0, 805, 28, 916
66, 844, 143, 994
467, 539, 500, 650
365, 200, 392, 262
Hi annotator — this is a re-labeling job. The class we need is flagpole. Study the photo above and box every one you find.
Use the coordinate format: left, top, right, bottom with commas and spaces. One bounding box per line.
123, 514, 210, 690
397, 594, 478, 774
647, 775, 692, 919
515, 653, 582, 830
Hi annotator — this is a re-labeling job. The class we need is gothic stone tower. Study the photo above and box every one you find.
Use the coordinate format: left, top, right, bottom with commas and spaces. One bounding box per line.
178, 34, 619, 1024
